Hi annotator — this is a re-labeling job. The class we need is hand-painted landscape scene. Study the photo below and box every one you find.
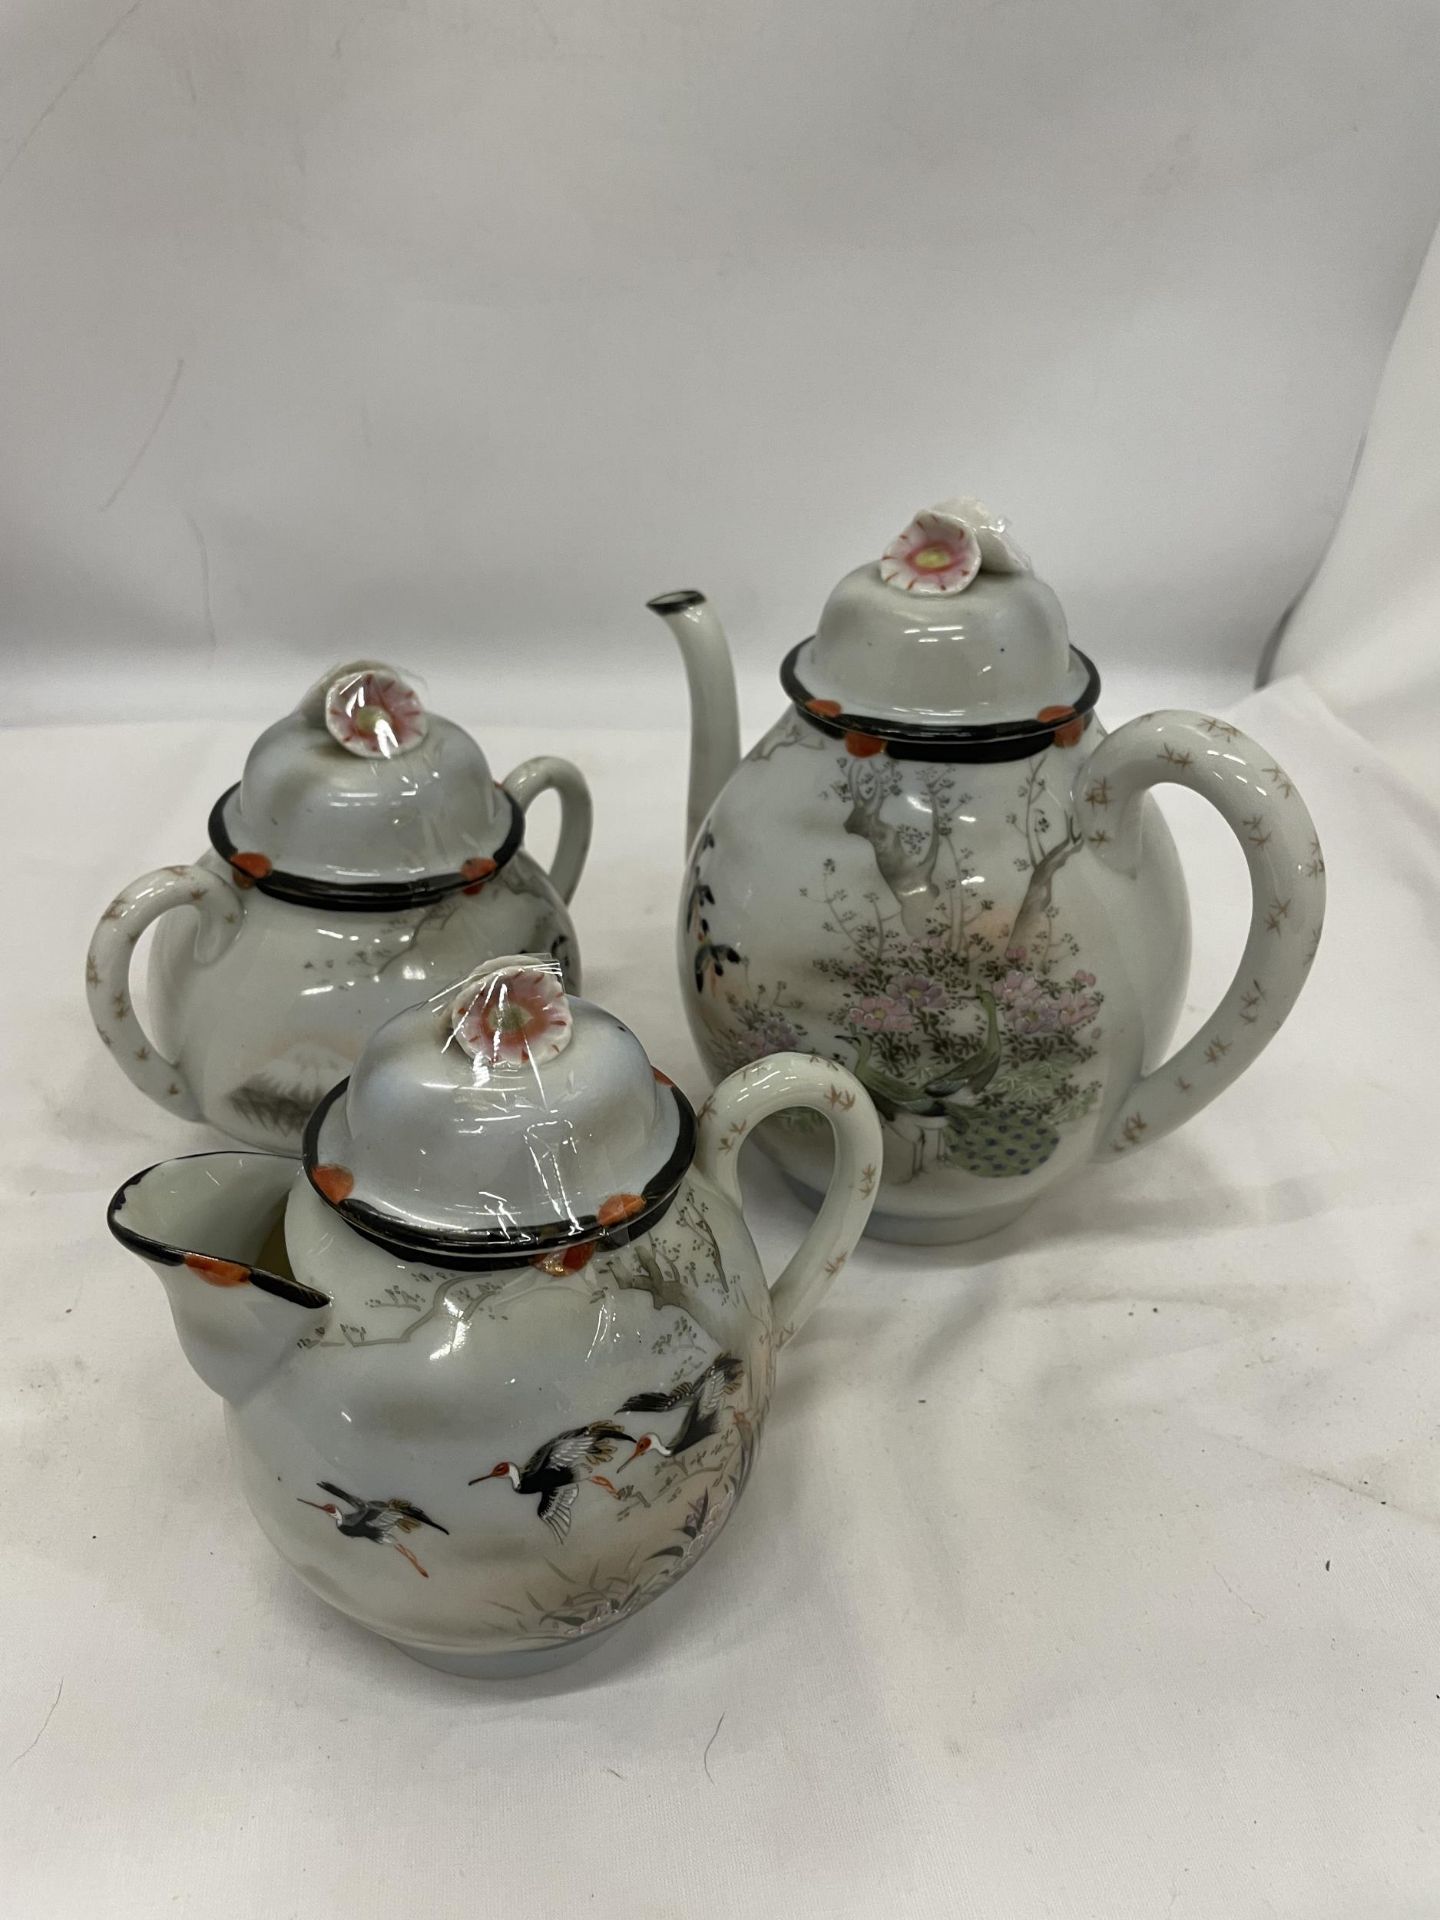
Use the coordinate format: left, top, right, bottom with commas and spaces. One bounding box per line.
690, 733, 1106, 1184
275, 1181, 769, 1651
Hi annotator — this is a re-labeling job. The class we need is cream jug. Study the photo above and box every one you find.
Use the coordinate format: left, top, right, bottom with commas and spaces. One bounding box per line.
106, 958, 881, 1677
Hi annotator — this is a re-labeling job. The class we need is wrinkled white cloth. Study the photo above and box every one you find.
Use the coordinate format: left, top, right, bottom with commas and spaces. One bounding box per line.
2, 676, 1437, 1919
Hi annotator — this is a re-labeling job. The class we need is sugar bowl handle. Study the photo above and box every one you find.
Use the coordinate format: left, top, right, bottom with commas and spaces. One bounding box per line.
86, 867, 241, 1119
502, 757, 593, 904
696, 1054, 882, 1345
1076, 711, 1325, 1157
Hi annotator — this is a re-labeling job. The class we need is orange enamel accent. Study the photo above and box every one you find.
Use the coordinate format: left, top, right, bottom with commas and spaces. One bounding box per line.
1037, 705, 1083, 747
806, 698, 843, 718
533, 1242, 595, 1274
183, 1253, 250, 1287
229, 852, 273, 886
843, 731, 886, 758
312, 1164, 355, 1205
596, 1192, 646, 1228
461, 855, 498, 895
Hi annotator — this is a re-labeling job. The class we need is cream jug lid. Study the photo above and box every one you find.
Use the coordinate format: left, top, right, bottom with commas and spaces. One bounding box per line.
304, 957, 696, 1269
208, 661, 519, 907
782, 499, 1099, 755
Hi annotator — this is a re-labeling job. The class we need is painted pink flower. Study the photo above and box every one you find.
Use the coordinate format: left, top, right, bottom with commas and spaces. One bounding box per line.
324, 667, 428, 758
1017, 1001, 1060, 1035
1071, 970, 1096, 989
452, 965, 572, 1068
1055, 989, 1100, 1030
888, 973, 946, 1013
879, 509, 981, 595
997, 965, 1100, 1036
848, 994, 915, 1034
997, 968, 1057, 1034
751, 1013, 801, 1055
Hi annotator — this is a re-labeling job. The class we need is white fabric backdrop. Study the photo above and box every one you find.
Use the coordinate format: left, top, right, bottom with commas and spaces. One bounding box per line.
3, 671, 1438, 1918
5, 0, 1440, 726
1265, 215, 1440, 804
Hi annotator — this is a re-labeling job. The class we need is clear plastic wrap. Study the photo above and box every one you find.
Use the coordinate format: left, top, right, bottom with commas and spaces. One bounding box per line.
302, 956, 695, 1263
217, 658, 514, 896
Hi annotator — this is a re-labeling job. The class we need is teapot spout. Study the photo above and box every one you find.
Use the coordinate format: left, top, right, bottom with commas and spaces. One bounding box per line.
107, 1152, 327, 1405
646, 590, 741, 854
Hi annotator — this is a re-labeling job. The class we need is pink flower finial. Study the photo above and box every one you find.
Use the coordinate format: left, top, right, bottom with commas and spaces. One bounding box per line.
879, 508, 981, 595
450, 961, 572, 1070
879, 497, 1032, 595
322, 664, 428, 758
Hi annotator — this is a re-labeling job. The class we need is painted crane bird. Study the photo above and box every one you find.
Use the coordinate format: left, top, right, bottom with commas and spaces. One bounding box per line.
620, 1354, 745, 1465
296, 1482, 450, 1578
471, 1421, 636, 1541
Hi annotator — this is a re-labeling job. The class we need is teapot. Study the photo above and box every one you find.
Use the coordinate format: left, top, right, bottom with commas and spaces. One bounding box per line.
106, 957, 881, 1678
87, 662, 591, 1150
650, 498, 1326, 1244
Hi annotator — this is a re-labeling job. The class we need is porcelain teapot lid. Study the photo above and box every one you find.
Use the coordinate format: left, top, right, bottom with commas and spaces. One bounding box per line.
303, 957, 696, 1270
783, 499, 1098, 752
208, 661, 520, 907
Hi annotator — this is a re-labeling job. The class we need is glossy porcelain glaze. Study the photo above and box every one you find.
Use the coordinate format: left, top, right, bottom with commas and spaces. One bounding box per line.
105, 964, 882, 1678
652, 500, 1327, 1243
86, 663, 591, 1149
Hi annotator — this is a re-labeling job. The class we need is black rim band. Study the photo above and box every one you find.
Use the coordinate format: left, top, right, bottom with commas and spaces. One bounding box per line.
207, 784, 527, 911
301, 1079, 698, 1272
780, 641, 1101, 762
105, 1153, 330, 1310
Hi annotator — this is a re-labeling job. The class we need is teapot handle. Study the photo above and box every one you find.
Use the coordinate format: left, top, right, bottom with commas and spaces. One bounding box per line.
1076, 711, 1325, 1158
86, 866, 241, 1120
502, 757, 593, 905
695, 1053, 882, 1346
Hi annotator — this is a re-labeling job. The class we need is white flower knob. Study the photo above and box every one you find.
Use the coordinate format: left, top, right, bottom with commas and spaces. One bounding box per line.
320, 664, 428, 757
879, 497, 1031, 595
449, 960, 573, 1070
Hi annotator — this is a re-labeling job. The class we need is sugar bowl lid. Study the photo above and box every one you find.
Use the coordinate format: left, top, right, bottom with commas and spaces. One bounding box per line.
783, 499, 1098, 755
304, 957, 696, 1270
209, 661, 520, 907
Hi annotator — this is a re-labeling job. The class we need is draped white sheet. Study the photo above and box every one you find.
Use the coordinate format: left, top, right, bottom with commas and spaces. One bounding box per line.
3, 672, 1435, 1918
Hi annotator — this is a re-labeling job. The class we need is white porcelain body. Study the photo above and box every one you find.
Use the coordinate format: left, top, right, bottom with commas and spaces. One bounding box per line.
239, 1172, 778, 1667
108, 1053, 882, 1676
679, 705, 1326, 1241
90, 849, 577, 1149
87, 744, 595, 1136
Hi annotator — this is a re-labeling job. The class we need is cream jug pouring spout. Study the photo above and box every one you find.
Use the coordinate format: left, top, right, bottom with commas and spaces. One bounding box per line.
646, 591, 742, 855
107, 1153, 327, 1404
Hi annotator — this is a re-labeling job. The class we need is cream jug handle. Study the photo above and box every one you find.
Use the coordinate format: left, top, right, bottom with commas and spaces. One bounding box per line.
1076, 711, 1325, 1157
86, 866, 241, 1120
502, 757, 593, 904
695, 1053, 882, 1345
